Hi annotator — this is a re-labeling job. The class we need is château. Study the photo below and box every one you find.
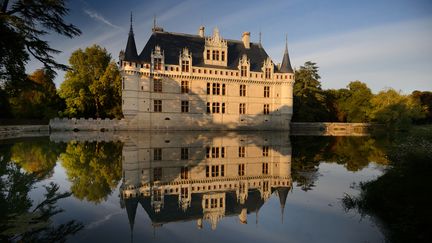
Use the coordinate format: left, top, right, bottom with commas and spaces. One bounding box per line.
119, 17, 294, 130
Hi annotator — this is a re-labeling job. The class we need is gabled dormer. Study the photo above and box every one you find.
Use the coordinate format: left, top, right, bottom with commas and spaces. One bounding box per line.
238, 54, 250, 78
151, 45, 164, 72
203, 28, 228, 66
262, 57, 274, 80
179, 47, 192, 73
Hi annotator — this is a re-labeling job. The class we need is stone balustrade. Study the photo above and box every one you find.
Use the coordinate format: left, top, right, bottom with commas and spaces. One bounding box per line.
49, 117, 128, 131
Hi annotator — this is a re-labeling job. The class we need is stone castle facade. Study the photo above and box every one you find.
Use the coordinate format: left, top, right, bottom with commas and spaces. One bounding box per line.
119, 17, 294, 130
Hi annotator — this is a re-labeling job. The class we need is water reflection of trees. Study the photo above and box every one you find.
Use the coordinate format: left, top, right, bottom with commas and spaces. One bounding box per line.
291, 136, 389, 191
0, 141, 83, 242
60, 141, 123, 203
10, 138, 65, 179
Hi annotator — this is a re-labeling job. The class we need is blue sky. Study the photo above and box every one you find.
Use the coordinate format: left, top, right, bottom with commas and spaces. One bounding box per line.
28, 0, 432, 93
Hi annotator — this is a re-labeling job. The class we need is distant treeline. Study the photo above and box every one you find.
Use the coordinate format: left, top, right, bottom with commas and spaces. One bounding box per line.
292, 61, 432, 130
1, 51, 431, 129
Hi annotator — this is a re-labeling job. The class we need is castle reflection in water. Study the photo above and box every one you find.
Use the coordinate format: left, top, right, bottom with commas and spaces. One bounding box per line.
117, 132, 291, 232
51, 131, 292, 233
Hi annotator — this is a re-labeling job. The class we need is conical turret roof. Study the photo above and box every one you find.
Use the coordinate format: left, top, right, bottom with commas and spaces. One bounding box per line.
124, 13, 139, 61
279, 36, 293, 73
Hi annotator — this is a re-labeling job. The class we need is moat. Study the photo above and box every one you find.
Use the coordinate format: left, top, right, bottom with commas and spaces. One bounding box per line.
0, 131, 409, 242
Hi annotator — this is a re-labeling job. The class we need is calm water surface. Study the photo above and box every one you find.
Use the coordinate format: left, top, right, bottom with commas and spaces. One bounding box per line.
1, 132, 388, 242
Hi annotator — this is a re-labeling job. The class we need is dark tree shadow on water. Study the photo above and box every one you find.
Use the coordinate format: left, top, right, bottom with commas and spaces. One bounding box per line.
0, 143, 83, 243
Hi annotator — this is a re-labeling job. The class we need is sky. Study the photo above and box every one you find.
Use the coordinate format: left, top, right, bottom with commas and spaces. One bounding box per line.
27, 0, 432, 93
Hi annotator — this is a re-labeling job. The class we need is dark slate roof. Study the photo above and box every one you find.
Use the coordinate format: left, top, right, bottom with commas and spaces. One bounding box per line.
129, 31, 279, 72
123, 189, 265, 225
279, 43, 294, 73
124, 25, 139, 61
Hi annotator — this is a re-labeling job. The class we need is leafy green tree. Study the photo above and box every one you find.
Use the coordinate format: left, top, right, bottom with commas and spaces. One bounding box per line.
369, 89, 424, 130
59, 45, 122, 118
8, 69, 64, 119
292, 61, 333, 122
332, 81, 373, 122
60, 141, 122, 203
411, 90, 432, 124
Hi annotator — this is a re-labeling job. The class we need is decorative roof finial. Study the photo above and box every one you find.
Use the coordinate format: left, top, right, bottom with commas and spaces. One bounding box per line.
153, 15, 156, 30
129, 12, 134, 34
259, 31, 262, 46
285, 34, 288, 52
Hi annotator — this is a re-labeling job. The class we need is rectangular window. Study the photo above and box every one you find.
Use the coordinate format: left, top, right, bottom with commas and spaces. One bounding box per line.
206, 102, 211, 114
207, 50, 211, 60
154, 78, 162, 92
153, 189, 162, 201
238, 164, 245, 176
216, 83, 220, 95
262, 163, 269, 175
211, 147, 219, 158
154, 57, 162, 70
181, 167, 189, 179
212, 165, 219, 177
239, 146, 245, 157
264, 86, 270, 97
221, 147, 225, 158
206, 147, 210, 158
181, 60, 189, 72
221, 51, 225, 61
263, 181, 269, 192
181, 147, 189, 160
154, 148, 162, 160
154, 100, 162, 112
222, 84, 226, 95
241, 66, 247, 77
221, 103, 226, 114
239, 103, 246, 114
207, 83, 211, 95
212, 50, 217, 60
220, 165, 225, 177
212, 102, 220, 113
181, 187, 188, 198
206, 166, 210, 177
239, 84, 246, 96
215, 50, 219, 61
154, 167, 162, 181
265, 68, 271, 79
181, 100, 189, 113
264, 104, 270, 115
181, 81, 189, 93
263, 146, 269, 157
211, 198, 217, 208
122, 79, 125, 90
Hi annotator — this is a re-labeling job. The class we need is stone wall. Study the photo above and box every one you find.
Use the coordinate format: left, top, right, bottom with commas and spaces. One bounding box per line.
0, 125, 49, 139
290, 122, 372, 136
49, 117, 128, 131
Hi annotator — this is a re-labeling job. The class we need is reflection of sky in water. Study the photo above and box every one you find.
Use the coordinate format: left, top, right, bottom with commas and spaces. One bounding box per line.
15, 134, 386, 243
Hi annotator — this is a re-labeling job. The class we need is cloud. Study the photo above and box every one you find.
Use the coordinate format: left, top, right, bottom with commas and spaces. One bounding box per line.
84, 9, 120, 29
266, 17, 432, 92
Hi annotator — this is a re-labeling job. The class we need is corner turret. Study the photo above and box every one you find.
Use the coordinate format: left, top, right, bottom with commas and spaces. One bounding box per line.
279, 35, 294, 73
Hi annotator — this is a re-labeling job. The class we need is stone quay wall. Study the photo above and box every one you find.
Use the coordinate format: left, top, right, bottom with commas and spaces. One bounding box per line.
49, 118, 128, 131
0, 125, 49, 139
290, 122, 373, 136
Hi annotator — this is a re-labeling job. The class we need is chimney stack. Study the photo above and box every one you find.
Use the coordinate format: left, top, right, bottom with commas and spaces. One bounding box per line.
198, 26, 205, 37
242, 32, 250, 49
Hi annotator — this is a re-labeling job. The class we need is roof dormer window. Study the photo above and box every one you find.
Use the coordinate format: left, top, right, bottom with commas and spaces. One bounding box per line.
204, 27, 228, 66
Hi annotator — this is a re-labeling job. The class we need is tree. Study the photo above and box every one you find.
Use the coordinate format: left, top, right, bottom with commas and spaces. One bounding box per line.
369, 89, 424, 130
60, 141, 123, 203
8, 69, 63, 119
59, 45, 122, 118
0, 0, 81, 89
292, 61, 333, 121
333, 81, 373, 122
411, 90, 432, 124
